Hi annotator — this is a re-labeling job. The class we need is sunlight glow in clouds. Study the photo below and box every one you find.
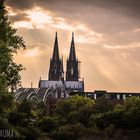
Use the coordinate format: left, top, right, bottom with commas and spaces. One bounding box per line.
103, 42, 140, 50
133, 28, 140, 33
12, 6, 105, 45
13, 7, 53, 29
52, 21, 73, 31
27, 8, 53, 27
24, 47, 40, 57
76, 31, 105, 44
14, 21, 34, 29
6, 6, 16, 16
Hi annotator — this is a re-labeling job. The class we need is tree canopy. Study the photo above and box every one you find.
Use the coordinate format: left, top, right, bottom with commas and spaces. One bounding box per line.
0, 0, 25, 92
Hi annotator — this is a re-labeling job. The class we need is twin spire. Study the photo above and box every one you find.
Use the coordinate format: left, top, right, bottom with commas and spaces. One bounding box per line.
52, 32, 76, 62
49, 32, 79, 81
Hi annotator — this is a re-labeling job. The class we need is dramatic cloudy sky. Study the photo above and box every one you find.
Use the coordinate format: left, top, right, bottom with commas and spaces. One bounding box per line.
6, 0, 140, 92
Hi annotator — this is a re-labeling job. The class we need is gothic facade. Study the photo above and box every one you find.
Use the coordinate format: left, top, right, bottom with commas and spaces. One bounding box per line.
38, 32, 84, 92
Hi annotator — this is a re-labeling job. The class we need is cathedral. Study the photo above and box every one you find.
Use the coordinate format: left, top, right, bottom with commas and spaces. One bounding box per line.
38, 32, 84, 92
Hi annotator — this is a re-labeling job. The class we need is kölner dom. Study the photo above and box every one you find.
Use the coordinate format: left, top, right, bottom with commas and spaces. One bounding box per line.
14, 32, 84, 114
39, 32, 84, 93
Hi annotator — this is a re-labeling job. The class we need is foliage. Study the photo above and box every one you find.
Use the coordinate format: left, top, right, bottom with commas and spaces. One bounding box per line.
35, 101, 48, 118
51, 123, 85, 140
18, 126, 42, 140
89, 97, 140, 131
55, 95, 94, 126
0, 116, 11, 129
93, 96, 116, 113
3, 94, 140, 140
124, 96, 140, 109
38, 116, 58, 133
17, 99, 32, 116
0, 91, 13, 115
0, 0, 25, 92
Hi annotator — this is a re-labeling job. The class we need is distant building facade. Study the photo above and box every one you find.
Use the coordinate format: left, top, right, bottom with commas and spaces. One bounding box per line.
38, 32, 84, 92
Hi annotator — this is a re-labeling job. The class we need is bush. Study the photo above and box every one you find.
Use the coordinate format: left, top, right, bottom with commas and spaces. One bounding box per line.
8, 111, 27, 127
38, 116, 58, 133
51, 123, 85, 140
55, 95, 94, 126
18, 126, 41, 140
104, 124, 115, 138
17, 99, 32, 116
0, 117, 11, 129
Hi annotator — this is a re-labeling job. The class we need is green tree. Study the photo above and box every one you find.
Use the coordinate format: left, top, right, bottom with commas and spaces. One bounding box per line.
17, 99, 32, 116
18, 126, 42, 140
51, 123, 85, 140
38, 116, 58, 133
93, 96, 115, 113
124, 96, 140, 110
0, 0, 25, 92
55, 95, 94, 126
0, 1, 26, 134
8, 99, 33, 127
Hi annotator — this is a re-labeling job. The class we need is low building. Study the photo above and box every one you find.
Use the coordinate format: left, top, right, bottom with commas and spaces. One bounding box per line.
70, 90, 140, 100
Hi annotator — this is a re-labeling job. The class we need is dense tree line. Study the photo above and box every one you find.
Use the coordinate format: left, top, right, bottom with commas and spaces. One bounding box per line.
0, 1, 140, 139
4, 96, 140, 140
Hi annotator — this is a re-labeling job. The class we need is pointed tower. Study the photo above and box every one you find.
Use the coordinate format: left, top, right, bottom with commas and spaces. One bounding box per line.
48, 32, 64, 81
52, 32, 59, 61
66, 33, 79, 81
69, 32, 76, 61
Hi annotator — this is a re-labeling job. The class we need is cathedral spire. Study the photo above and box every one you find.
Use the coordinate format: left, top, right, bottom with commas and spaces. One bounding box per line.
48, 32, 64, 81
66, 32, 79, 81
52, 32, 59, 61
69, 32, 76, 61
